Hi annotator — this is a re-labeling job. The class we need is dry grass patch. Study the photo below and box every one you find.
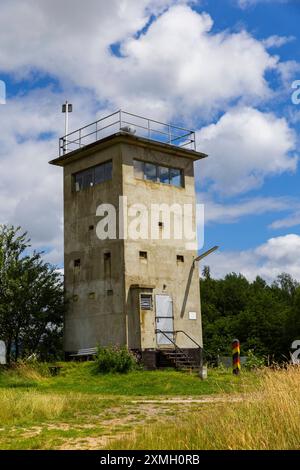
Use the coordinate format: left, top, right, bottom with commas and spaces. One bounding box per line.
0, 389, 67, 425
110, 366, 300, 450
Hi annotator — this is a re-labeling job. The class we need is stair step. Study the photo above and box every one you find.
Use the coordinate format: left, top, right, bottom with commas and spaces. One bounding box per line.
159, 348, 200, 373
164, 354, 187, 359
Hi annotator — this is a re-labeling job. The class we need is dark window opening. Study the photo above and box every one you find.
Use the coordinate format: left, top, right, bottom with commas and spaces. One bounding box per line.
107, 289, 113, 296
140, 294, 153, 310
158, 221, 164, 228
104, 252, 112, 282
139, 251, 148, 260
74, 259, 81, 267
89, 225, 94, 231
177, 255, 184, 263
74, 160, 112, 192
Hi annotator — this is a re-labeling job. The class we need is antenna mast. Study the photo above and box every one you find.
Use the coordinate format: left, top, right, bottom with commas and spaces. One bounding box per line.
62, 101, 73, 154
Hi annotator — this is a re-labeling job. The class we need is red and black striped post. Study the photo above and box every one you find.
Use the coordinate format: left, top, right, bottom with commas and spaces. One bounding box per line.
232, 339, 241, 375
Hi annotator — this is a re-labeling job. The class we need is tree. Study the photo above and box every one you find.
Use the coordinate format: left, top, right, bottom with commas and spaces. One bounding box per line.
0, 225, 64, 362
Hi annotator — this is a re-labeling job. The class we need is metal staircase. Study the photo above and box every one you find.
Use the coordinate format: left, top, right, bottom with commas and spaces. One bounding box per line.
160, 349, 200, 372
155, 329, 202, 372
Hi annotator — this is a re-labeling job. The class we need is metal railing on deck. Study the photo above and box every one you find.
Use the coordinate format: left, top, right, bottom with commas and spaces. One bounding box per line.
59, 110, 196, 156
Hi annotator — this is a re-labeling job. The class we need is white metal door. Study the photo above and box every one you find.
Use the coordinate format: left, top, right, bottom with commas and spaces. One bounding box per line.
155, 295, 174, 345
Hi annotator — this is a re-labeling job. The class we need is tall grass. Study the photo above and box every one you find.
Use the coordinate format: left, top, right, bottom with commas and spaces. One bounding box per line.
0, 360, 51, 387
110, 366, 300, 450
0, 390, 67, 425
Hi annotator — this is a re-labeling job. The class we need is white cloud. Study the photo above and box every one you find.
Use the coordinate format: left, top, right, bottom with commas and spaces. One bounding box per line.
0, 2, 285, 119
262, 35, 295, 49
201, 195, 294, 224
237, 0, 289, 8
111, 6, 279, 117
0, 1, 298, 267
197, 106, 298, 195
269, 211, 300, 229
205, 234, 300, 282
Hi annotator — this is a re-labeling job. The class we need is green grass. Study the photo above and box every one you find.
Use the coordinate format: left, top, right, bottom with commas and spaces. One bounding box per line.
0, 361, 260, 450
0, 361, 258, 396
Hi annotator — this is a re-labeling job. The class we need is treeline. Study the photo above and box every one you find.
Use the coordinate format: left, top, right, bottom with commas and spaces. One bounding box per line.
201, 266, 300, 362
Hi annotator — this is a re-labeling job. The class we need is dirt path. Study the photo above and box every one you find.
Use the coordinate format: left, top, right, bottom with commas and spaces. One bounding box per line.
57, 394, 246, 450
5, 394, 249, 450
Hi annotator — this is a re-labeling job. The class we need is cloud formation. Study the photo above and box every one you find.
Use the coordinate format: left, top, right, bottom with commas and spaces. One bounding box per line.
237, 0, 289, 8
0, 2, 284, 119
0, 1, 299, 280
206, 234, 300, 282
201, 195, 295, 224
197, 107, 298, 195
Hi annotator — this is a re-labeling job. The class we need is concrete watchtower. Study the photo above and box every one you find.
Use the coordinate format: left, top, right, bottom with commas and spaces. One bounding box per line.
50, 110, 207, 369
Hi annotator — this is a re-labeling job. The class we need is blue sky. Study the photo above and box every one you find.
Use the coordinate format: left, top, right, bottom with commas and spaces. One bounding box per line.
0, 0, 299, 281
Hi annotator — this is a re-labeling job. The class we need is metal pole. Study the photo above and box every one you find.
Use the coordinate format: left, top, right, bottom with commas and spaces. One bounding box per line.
64, 101, 69, 153
193, 245, 219, 266
232, 339, 241, 375
62, 101, 72, 154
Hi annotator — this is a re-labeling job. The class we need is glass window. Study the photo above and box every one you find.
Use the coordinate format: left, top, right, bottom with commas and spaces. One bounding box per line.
75, 174, 83, 192
82, 168, 94, 189
170, 168, 182, 187
104, 161, 112, 181
158, 166, 170, 184
133, 159, 144, 179
74, 160, 112, 192
144, 162, 157, 182
94, 164, 104, 184
132, 160, 183, 188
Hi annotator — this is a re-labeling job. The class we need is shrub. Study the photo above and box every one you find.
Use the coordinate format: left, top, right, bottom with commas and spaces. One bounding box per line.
244, 349, 265, 370
95, 346, 137, 374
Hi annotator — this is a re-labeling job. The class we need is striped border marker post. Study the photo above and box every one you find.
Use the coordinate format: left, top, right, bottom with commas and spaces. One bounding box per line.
232, 339, 241, 375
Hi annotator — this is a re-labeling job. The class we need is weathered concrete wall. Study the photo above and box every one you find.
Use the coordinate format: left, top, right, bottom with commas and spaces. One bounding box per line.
63, 143, 126, 351
121, 141, 202, 350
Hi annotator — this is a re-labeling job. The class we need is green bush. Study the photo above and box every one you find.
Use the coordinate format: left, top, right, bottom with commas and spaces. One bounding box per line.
95, 346, 137, 374
244, 350, 265, 370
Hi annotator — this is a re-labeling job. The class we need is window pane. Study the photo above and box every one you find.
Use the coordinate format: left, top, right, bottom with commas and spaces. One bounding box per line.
170, 168, 182, 187
104, 161, 112, 181
74, 161, 112, 192
94, 164, 104, 184
94, 161, 112, 185
144, 162, 157, 182
158, 166, 170, 184
133, 160, 144, 179
82, 169, 94, 189
75, 174, 83, 191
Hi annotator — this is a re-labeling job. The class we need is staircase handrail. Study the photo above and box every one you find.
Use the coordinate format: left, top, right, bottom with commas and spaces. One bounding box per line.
155, 329, 191, 367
